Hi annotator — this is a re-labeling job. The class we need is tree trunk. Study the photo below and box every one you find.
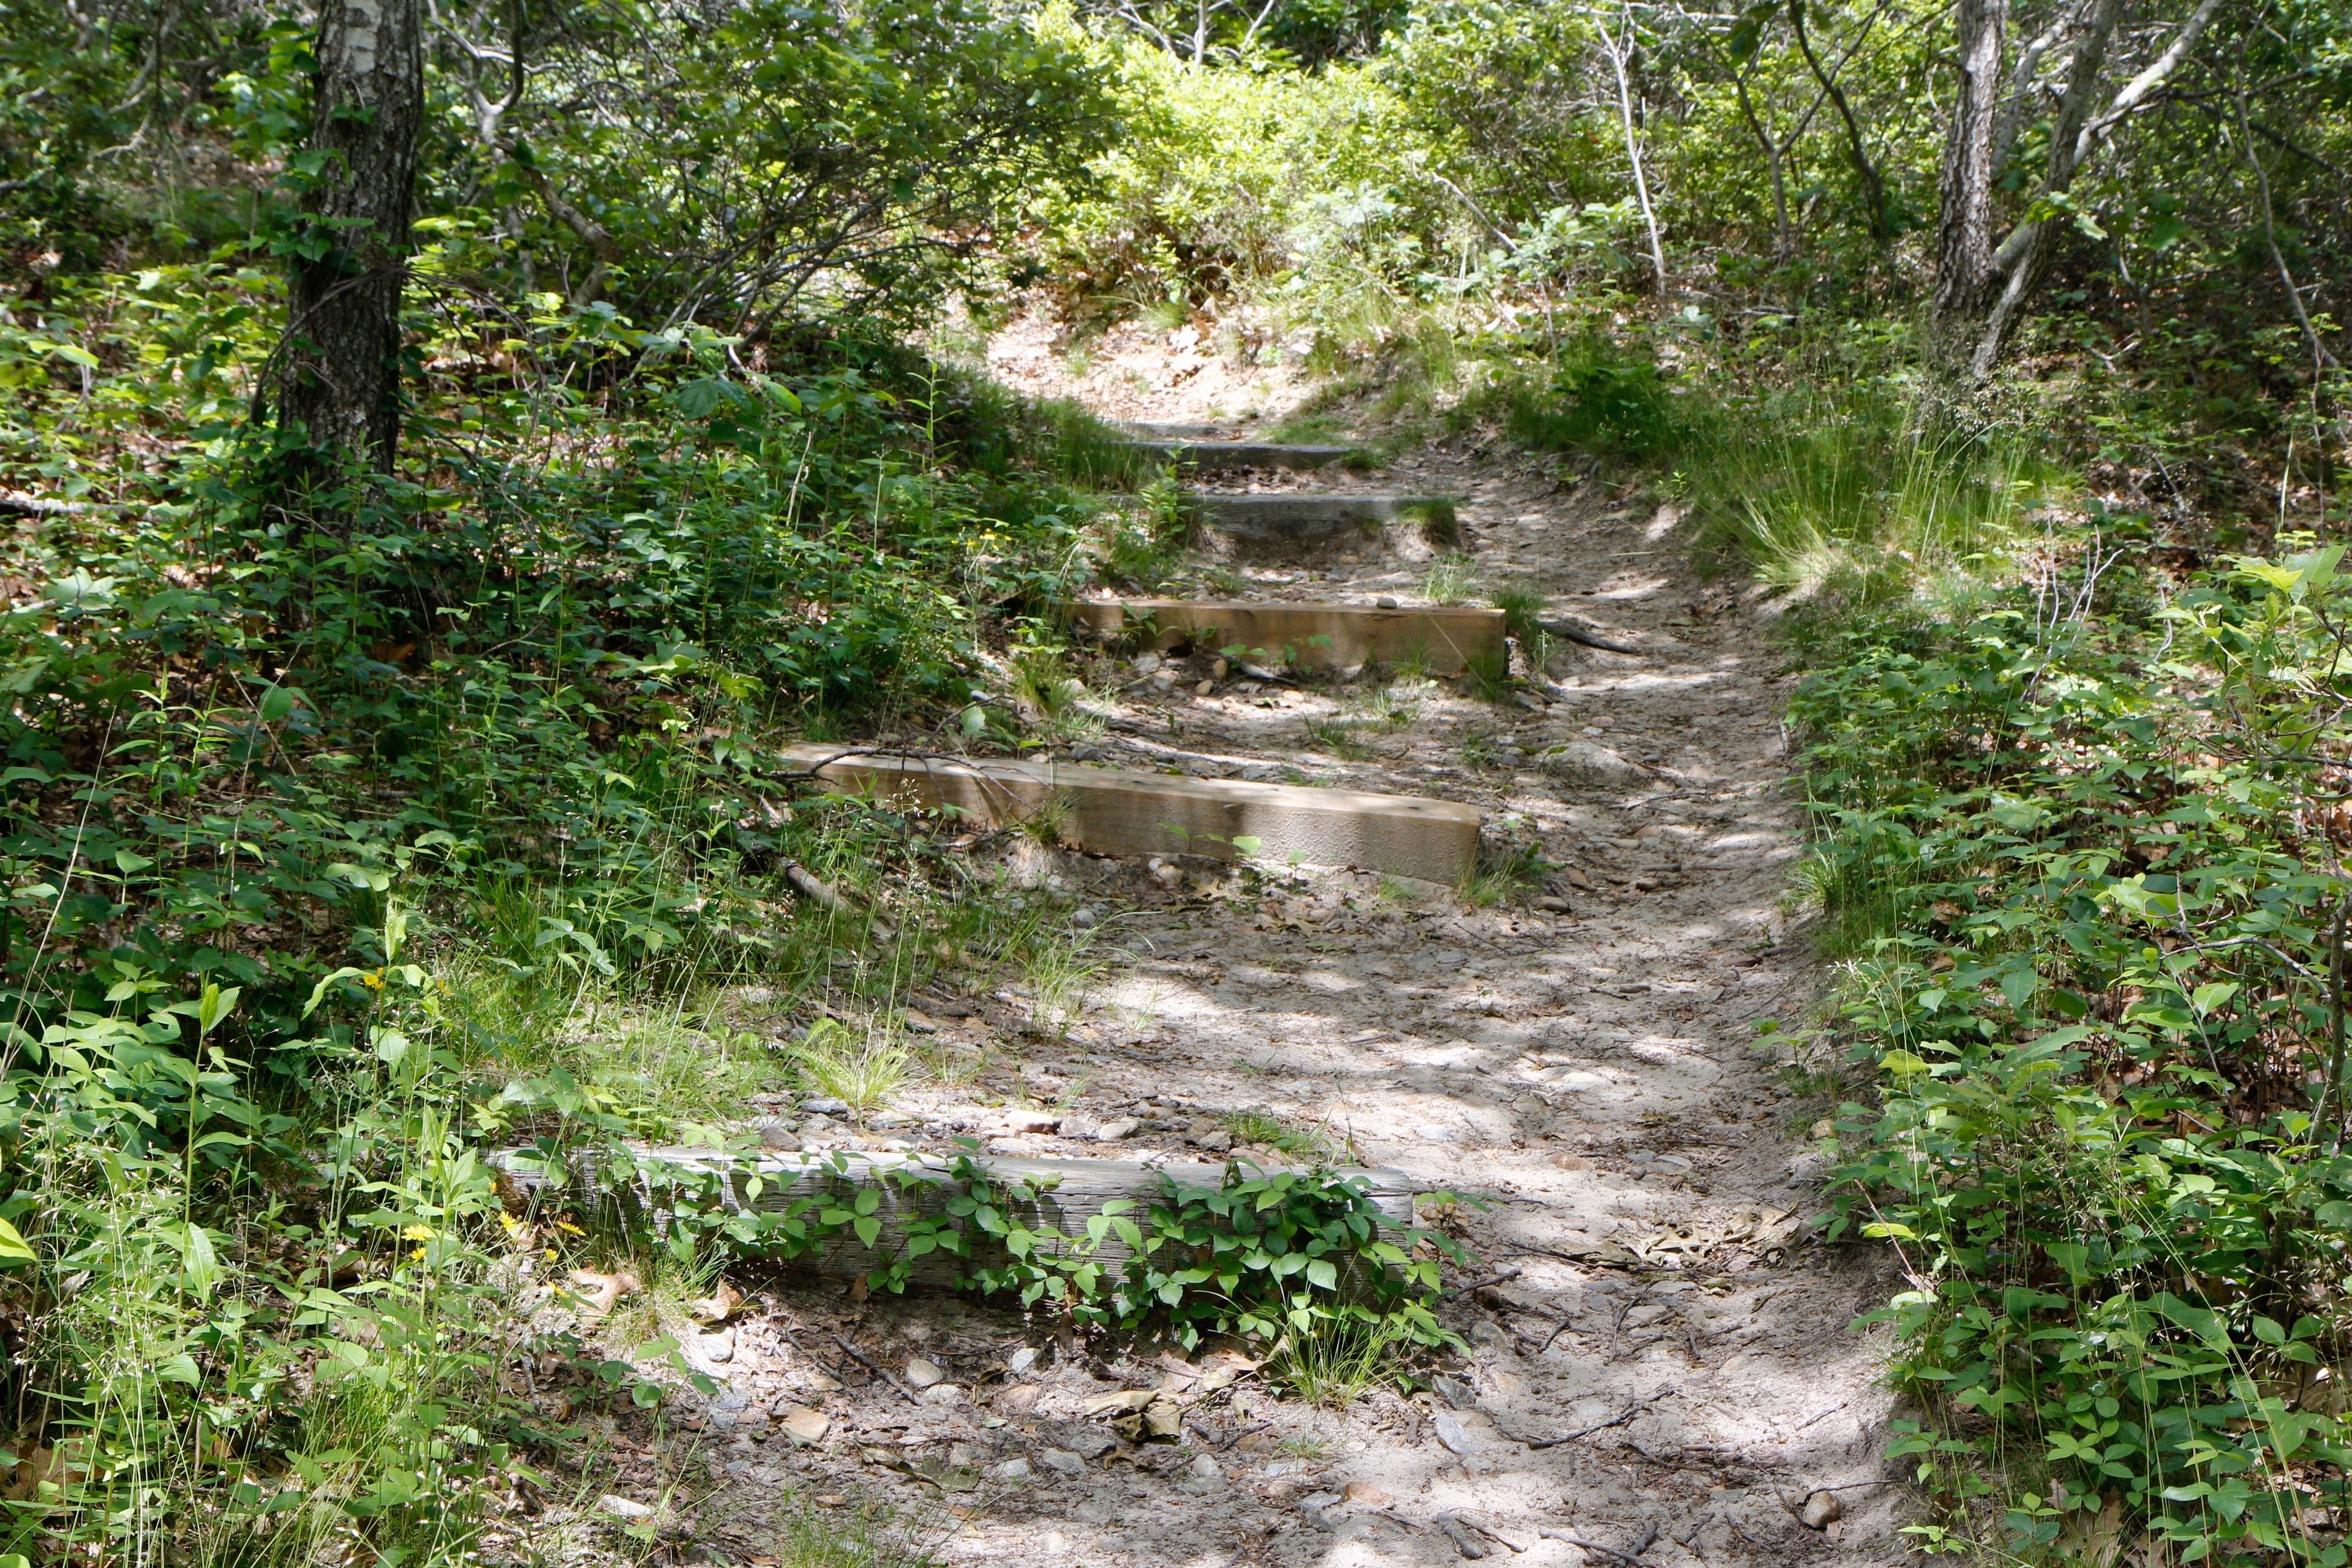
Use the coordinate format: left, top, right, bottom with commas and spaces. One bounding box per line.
1933, 0, 2007, 325
276, 0, 425, 477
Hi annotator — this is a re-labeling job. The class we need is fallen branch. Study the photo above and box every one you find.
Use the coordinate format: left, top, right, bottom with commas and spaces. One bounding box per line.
829, 1331, 926, 1406
0, 493, 92, 518
1535, 619, 1642, 655
1446, 1266, 1523, 1297
1523, 1385, 1677, 1449
1537, 1521, 1658, 1565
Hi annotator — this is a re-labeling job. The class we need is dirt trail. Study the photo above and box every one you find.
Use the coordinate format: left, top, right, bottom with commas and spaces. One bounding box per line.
674, 324, 1905, 1567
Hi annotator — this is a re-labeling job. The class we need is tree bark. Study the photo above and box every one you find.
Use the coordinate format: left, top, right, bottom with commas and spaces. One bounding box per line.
1934, 0, 2007, 323
276, 0, 425, 477
1971, 0, 2224, 374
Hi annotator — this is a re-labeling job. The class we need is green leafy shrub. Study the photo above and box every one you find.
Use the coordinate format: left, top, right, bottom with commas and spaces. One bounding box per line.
1798, 546, 2352, 1559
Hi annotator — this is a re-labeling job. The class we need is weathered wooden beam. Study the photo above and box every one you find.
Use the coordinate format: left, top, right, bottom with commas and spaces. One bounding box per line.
1186, 492, 1460, 546
780, 745, 1481, 884
1123, 438, 1360, 472
1070, 599, 1506, 676
496, 1145, 1418, 1291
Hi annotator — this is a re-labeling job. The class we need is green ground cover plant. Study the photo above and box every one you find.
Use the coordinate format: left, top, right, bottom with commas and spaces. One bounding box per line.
1780, 528, 2352, 1559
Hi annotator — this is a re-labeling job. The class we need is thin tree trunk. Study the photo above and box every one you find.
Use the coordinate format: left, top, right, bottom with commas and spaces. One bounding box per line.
1973, 0, 2224, 373
2237, 88, 2337, 372
1934, 0, 2007, 324
276, 0, 425, 478
1789, 0, 1892, 245
1730, 66, 1793, 258
1600, 13, 1669, 298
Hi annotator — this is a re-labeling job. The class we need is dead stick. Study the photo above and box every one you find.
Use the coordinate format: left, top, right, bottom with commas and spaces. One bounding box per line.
1536, 619, 1642, 655
1538, 1522, 1657, 1565
830, 1332, 925, 1406
1447, 1266, 1523, 1297
1524, 1386, 1676, 1449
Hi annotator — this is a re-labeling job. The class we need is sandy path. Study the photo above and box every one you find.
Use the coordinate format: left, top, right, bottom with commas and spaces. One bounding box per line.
673, 326, 1905, 1568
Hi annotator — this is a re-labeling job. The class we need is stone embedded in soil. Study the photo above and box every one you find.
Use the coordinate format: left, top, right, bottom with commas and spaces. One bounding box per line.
1540, 739, 1641, 785
1344, 1481, 1393, 1507
904, 1357, 945, 1388
1036, 1448, 1086, 1477
1003, 1109, 1060, 1134
1006, 1346, 1040, 1374
1195, 1129, 1234, 1152
1432, 1375, 1478, 1410
1093, 1117, 1139, 1142
1800, 1490, 1844, 1529
922, 1382, 965, 1406
1433, 1410, 1475, 1455
778, 1407, 831, 1446
1066, 1430, 1118, 1460
799, 1096, 850, 1115
990, 1457, 1031, 1480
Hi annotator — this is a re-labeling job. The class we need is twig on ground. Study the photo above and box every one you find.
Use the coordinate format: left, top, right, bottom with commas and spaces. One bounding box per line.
1536, 618, 1642, 655
1538, 1521, 1659, 1565
1446, 1266, 1524, 1296
828, 1331, 925, 1406
1523, 1385, 1677, 1449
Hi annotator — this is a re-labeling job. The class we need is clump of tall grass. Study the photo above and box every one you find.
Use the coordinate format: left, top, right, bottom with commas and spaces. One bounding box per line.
1687, 392, 2054, 609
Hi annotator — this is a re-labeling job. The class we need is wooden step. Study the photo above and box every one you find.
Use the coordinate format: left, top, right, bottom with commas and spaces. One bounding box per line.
496, 1145, 1419, 1291
1123, 437, 1360, 472
1070, 599, 1506, 676
1186, 492, 1460, 545
782, 744, 1480, 883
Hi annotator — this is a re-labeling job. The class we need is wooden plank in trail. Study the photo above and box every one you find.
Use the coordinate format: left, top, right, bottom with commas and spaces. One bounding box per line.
1186, 492, 1460, 544
1123, 437, 1360, 472
781, 744, 1481, 884
1069, 599, 1506, 676
497, 1145, 1419, 1291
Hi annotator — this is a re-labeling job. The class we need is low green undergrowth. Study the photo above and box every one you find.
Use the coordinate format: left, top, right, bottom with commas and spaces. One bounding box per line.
1794, 541, 2352, 1561
548, 1136, 1464, 1355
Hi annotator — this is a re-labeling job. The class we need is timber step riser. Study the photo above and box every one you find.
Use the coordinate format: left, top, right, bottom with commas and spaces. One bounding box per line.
1183, 494, 1460, 546
1071, 600, 1506, 676
782, 744, 1481, 884
1121, 439, 1359, 472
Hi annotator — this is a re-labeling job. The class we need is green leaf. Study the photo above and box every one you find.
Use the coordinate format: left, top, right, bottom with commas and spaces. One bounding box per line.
0, 1216, 34, 1265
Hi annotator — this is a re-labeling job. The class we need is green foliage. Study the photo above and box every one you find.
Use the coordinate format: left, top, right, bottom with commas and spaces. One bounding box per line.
1467, 333, 1690, 461
793, 1017, 910, 1112
551, 1137, 1463, 1352
1794, 541, 2352, 1558
956, 1159, 1463, 1350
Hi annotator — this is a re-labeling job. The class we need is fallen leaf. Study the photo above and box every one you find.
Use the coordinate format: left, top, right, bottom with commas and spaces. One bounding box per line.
565, 1268, 642, 1317
690, 1278, 743, 1325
